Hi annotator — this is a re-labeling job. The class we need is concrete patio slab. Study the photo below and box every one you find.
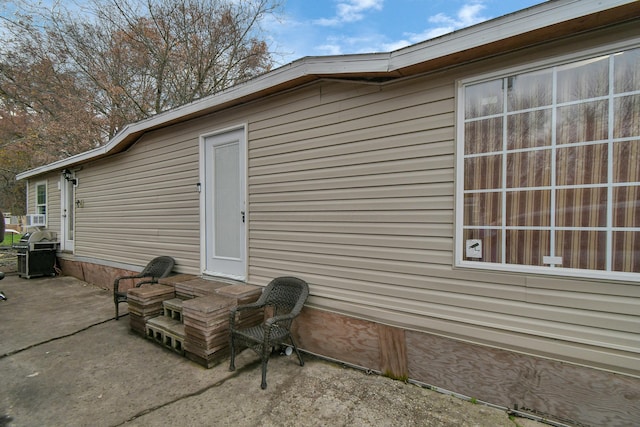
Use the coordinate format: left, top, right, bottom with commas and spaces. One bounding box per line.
0, 274, 551, 427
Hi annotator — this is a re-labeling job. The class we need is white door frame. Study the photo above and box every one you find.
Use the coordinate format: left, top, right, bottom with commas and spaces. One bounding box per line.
199, 125, 247, 280
60, 173, 75, 252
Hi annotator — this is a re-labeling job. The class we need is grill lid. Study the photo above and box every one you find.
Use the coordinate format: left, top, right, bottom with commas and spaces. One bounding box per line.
24, 231, 56, 243
14, 230, 58, 250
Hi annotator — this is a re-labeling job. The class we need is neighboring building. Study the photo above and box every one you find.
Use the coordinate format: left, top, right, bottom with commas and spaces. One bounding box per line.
0, 212, 23, 234
16, 1, 640, 425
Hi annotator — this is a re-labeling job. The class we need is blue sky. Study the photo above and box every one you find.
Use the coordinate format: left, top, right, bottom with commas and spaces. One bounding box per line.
1, 0, 547, 65
269, 0, 546, 65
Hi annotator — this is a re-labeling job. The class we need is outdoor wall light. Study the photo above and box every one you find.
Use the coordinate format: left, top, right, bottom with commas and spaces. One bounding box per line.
62, 169, 77, 185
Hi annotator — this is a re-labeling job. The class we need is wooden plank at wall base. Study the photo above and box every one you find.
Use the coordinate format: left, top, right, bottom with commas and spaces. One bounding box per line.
84, 263, 129, 290
377, 324, 408, 380
59, 259, 138, 291
405, 330, 640, 427
293, 307, 381, 370
58, 259, 85, 282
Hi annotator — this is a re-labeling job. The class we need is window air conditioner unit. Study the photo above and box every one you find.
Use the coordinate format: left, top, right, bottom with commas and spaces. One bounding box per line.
26, 214, 46, 227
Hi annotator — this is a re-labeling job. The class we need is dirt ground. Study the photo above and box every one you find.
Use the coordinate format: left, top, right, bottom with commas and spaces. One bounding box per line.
0, 248, 17, 273
0, 274, 555, 427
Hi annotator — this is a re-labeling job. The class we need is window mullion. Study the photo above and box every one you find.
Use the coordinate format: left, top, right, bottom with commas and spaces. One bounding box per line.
549, 67, 558, 266
501, 77, 508, 265
606, 56, 615, 271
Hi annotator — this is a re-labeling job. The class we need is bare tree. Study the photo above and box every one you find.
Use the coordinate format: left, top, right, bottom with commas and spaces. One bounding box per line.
45, 0, 278, 137
0, 0, 279, 211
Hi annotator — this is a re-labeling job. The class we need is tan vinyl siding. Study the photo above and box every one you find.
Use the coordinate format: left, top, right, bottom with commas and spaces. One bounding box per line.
26, 181, 35, 216
47, 178, 61, 233
244, 67, 639, 375
74, 130, 201, 272
67, 106, 244, 272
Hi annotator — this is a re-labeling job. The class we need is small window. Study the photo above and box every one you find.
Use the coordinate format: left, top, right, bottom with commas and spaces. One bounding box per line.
457, 46, 640, 279
35, 182, 47, 217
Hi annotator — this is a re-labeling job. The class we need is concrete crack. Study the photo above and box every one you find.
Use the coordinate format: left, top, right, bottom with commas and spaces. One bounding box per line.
112, 359, 262, 426
0, 317, 116, 359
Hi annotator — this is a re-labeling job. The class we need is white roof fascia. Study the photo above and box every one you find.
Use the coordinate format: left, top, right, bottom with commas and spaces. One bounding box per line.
16, 144, 110, 180
296, 53, 391, 74
16, 0, 635, 181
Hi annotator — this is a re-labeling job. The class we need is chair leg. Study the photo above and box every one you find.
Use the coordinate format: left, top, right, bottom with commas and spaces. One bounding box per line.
229, 335, 236, 371
260, 356, 269, 389
115, 300, 119, 320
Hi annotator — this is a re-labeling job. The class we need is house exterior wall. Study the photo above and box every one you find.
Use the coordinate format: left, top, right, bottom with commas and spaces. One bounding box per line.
242, 20, 639, 380
72, 131, 201, 271
30, 20, 639, 426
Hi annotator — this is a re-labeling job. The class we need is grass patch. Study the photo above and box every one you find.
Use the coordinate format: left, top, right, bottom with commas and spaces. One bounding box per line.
1, 232, 22, 247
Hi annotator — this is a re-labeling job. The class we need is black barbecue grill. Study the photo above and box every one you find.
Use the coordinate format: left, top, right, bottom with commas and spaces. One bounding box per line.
14, 231, 59, 279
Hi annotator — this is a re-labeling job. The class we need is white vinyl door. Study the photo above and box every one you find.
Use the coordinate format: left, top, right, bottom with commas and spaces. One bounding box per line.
202, 128, 246, 279
60, 174, 75, 251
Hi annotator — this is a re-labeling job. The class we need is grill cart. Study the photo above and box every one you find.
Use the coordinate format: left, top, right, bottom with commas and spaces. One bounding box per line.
14, 231, 59, 279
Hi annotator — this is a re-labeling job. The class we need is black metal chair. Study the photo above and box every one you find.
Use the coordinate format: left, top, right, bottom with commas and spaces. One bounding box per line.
229, 276, 309, 389
113, 256, 175, 320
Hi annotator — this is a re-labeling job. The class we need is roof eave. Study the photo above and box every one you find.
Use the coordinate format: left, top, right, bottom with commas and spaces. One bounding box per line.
16, 0, 640, 181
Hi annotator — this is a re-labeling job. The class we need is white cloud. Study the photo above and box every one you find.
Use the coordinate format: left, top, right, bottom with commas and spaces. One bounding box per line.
272, 0, 495, 64
315, 0, 384, 26
457, 2, 489, 26
313, 17, 341, 27
317, 44, 344, 55
317, 34, 377, 55
407, 1, 490, 42
337, 0, 384, 22
381, 40, 412, 52
308, 1, 492, 58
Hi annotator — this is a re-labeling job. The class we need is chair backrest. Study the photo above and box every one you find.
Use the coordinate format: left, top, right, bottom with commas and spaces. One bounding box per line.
260, 276, 309, 318
140, 256, 175, 279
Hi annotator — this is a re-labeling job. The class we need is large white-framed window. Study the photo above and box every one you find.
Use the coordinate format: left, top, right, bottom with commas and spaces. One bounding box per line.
456, 44, 640, 280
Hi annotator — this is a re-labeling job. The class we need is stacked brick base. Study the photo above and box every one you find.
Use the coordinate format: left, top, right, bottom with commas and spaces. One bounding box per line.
127, 274, 262, 368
